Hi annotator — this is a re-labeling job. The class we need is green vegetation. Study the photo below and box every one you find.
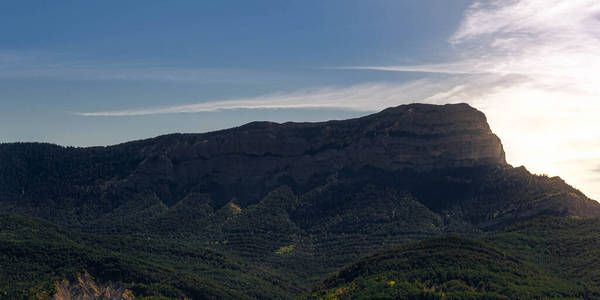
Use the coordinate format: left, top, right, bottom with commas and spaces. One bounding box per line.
0, 214, 298, 299
306, 236, 583, 299
8, 212, 600, 299
275, 244, 295, 255
307, 217, 600, 299
486, 216, 600, 294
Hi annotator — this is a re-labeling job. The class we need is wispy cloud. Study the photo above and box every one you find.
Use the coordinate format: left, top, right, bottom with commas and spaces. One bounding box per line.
75, 80, 464, 116
351, 1, 600, 80
352, 0, 600, 199
335, 62, 490, 75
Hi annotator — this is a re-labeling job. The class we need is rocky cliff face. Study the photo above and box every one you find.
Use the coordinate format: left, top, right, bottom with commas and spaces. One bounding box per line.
136, 102, 506, 175
126, 103, 507, 206
53, 272, 133, 300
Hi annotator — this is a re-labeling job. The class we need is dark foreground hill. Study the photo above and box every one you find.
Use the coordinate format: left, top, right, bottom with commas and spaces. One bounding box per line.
1, 103, 599, 299
6, 214, 600, 299
0, 214, 299, 299
308, 216, 600, 299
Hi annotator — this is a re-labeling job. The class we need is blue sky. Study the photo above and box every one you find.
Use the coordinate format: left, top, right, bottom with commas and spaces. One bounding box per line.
1, 0, 599, 200
0, 0, 470, 144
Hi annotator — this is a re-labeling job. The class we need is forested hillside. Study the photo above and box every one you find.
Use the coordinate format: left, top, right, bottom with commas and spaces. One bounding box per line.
0, 214, 298, 299
308, 217, 600, 299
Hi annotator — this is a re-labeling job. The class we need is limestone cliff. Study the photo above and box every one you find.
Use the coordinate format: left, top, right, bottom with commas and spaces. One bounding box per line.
53, 272, 133, 300
127, 103, 507, 206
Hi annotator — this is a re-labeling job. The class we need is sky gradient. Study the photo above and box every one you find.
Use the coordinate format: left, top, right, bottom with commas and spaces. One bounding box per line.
1, 0, 599, 200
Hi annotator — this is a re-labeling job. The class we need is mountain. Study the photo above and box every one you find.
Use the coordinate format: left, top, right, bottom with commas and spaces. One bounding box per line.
2, 103, 595, 230
1, 103, 599, 299
0, 103, 505, 228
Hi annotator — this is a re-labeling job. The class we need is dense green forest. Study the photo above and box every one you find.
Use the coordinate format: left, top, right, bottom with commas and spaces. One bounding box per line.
5, 214, 600, 299
307, 216, 600, 299
0, 214, 298, 299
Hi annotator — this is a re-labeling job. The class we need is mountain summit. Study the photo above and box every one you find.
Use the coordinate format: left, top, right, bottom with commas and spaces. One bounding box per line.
124, 103, 508, 207
0, 103, 596, 230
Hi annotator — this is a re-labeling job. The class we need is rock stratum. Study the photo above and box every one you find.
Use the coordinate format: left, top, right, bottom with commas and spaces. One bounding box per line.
1, 103, 599, 299
53, 272, 133, 300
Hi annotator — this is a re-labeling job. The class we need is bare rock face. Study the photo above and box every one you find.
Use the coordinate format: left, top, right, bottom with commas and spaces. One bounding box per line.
53, 271, 133, 300
127, 103, 507, 206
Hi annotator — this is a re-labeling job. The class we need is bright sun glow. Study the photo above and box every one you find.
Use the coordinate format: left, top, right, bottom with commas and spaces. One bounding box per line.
352, 0, 600, 199
454, 0, 600, 200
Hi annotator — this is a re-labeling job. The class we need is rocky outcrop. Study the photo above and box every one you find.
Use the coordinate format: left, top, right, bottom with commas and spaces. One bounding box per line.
125, 103, 507, 206
53, 271, 133, 300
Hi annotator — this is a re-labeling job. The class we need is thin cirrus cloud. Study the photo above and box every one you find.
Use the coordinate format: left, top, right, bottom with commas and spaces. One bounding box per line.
75, 79, 465, 116
345, 0, 600, 200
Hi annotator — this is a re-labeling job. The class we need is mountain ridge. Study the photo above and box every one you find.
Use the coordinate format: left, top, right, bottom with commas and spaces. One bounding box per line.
0, 103, 596, 232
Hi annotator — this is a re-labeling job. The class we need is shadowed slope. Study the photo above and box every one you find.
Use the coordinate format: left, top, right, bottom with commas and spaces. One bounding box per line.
306, 235, 585, 299
0, 214, 298, 299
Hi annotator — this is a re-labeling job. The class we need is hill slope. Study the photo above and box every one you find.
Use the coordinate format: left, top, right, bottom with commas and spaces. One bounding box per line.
307, 235, 583, 299
309, 216, 600, 299
0, 214, 298, 299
